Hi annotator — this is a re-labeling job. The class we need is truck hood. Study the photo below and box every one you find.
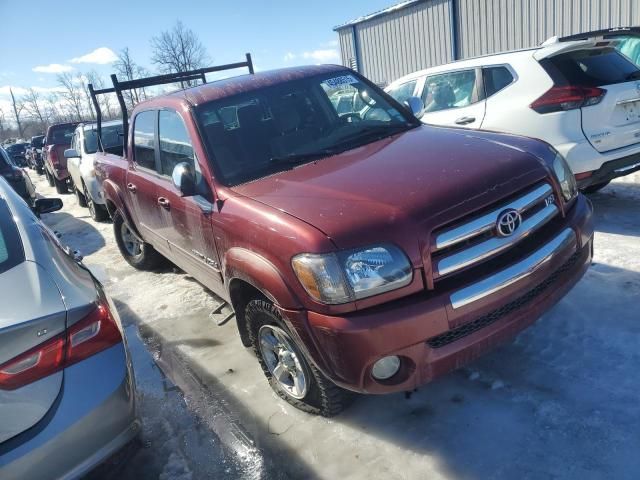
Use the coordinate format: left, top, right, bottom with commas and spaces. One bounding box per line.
231, 126, 551, 259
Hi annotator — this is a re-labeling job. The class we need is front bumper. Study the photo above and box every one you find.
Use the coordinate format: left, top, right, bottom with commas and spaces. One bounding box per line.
0, 343, 139, 480
576, 151, 640, 189
291, 195, 593, 394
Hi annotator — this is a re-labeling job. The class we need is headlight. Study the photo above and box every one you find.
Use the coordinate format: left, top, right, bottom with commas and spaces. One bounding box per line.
552, 153, 577, 201
292, 244, 412, 304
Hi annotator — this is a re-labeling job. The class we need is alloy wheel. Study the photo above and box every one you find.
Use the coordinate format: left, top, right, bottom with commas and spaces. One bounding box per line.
120, 221, 143, 258
258, 325, 309, 399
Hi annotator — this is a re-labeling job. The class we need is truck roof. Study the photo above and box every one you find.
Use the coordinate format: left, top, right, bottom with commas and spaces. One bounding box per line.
166, 64, 346, 107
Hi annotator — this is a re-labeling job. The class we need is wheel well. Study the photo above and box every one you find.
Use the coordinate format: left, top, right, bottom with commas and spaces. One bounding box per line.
105, 199, 116, 217
228, 279, 268, 347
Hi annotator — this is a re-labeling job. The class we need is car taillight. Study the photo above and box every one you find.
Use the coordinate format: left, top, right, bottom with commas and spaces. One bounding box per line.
0, 301, 122, 391
530, 86, 606, 114
49, 147, 59, 166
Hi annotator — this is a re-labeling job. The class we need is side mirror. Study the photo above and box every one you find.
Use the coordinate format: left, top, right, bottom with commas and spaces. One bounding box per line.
171, 162, 196, 197
404, 96, 425, 119
64, 148, 80, 159
34, 197, 63, 214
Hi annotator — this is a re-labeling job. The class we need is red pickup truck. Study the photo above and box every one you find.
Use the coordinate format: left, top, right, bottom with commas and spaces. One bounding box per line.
43, 122, 79, 193
93, 62, 593, 416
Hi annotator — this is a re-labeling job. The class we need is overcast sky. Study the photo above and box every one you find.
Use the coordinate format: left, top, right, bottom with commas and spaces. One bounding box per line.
0, 0, 394, 120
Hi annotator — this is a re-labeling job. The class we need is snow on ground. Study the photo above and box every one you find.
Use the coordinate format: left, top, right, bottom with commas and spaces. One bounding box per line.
33, 171, 640, 480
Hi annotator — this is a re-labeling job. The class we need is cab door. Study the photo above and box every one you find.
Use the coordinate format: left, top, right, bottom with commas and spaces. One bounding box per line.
153, 109, 224, 297
125, 109, 170, 256
419, 68, 486, 128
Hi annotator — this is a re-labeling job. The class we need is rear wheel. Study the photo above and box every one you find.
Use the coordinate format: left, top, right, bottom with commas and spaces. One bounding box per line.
582, 180, 610, 194
54, 176, 68, 194
84, 183, 108, 222
246, 299, 353, 416
113, 211, 164, 270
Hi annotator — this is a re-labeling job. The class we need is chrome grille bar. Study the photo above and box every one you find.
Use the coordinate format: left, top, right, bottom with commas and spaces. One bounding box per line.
437, 202, 558, 276
435, 183, 553, 250
450, 228, 576, 309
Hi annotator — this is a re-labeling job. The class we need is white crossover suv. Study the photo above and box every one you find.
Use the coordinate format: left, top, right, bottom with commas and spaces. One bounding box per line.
386, 28, 640, 192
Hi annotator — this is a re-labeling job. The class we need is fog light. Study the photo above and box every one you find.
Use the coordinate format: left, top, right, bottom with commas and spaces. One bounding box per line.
371, 355, 401, 380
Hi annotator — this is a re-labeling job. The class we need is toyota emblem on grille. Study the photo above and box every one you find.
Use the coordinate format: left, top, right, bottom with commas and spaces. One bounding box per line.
496, 209, 522, 237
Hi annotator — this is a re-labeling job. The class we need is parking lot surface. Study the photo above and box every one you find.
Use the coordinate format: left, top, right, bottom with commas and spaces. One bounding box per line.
34, 171, 640, 480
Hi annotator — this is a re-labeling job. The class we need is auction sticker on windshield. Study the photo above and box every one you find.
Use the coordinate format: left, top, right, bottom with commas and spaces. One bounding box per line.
323, 75, 359, 89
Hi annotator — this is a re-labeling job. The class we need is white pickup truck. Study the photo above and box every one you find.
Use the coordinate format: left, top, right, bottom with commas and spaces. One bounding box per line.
65, 120, 123, 221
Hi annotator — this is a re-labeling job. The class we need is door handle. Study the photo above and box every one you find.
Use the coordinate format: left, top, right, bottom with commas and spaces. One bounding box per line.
126, 183, 137, 193
454, 116, 476, 125
157, 197, 170, 210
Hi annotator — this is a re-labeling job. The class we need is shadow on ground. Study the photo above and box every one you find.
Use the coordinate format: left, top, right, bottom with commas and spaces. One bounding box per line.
40, 211, 106, 255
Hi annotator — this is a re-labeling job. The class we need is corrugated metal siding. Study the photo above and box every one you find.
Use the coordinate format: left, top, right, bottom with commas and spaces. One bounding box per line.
456, 0, 640, 58
351, 0, 453, 85
338, 28, 356, 69
336, 0, 639, 84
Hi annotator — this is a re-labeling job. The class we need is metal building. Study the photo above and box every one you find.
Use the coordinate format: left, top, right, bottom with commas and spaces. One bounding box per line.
335, 0, 640, 85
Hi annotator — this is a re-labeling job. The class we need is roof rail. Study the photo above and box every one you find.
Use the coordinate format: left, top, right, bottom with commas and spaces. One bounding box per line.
88, 53, 254, 155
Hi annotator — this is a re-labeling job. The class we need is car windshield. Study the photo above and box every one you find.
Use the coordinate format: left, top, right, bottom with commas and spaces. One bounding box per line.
48, 125, 76, 144
31, 136, 44, 147
84, 123, 123, 154
195, 71, 417, 185
6, 144, 27, 153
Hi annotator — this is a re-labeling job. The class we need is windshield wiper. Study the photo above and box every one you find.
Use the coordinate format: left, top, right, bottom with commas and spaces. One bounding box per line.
333, 122, 415, 146
270, 148, 339, 165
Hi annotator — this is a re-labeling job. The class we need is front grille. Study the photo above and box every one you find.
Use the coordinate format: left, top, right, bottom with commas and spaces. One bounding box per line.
426, 249, 581, 349
432, 183, 558, 280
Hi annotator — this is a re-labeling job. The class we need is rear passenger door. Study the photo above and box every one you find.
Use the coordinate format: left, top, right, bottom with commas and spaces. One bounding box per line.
126, 110, 169, 255
154, 109, 224, 296
419, 68, 486, 128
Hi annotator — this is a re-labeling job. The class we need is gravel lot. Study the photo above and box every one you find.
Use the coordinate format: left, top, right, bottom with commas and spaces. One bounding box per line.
32, 170, 640, 480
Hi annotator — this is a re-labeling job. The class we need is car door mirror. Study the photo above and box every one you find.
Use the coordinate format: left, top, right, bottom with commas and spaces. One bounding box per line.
64, 148, 80, 159
404, 96, 425, 119
34, 197, 63, 214
171, 162, 196, 197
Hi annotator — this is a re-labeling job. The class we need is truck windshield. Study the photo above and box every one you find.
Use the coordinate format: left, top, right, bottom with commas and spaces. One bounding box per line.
84, 123, 124, 154
195, 71, 417, 185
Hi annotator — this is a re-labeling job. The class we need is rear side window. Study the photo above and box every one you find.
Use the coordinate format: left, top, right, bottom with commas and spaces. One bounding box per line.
133, 111, 157, 170
387, 80, 418, 104
483, 66, 515, 97
158, 111, 195, 176
0, 199, 24, 274
542, 48, 640, 87
47, 125, 76, 144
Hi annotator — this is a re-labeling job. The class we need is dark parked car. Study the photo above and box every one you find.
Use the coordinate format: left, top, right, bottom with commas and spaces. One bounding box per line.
95, 63, 593, 416
27, 135, 45, 174
4, 143, 29, 167
0, 147, 35, 206
0, 178, 139, 479
43, 122, 79, 194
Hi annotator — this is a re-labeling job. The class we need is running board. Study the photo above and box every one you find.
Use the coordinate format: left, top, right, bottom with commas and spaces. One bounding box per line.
210, 302, 235, 326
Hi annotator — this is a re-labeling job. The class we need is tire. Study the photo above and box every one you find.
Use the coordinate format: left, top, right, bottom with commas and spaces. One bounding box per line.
36, 166, 44, 175
75, 185, 87, 207
582, 180, 610, 194
84, 183, 108, 222
246, 299, 353, 416
113, 211, 164, 270
54, 176, 68, 194
46, 169, 54, 187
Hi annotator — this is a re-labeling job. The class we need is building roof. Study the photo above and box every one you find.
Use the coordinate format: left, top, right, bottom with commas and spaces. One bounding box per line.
333, 0, 426, 31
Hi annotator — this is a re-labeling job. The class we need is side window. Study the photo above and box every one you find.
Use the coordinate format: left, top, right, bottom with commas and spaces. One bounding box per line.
386, 80, 418, 104
483, 66, 515, 97
422, 70, 477, 113
133, 110, 157, 170
158, 110, 195, 176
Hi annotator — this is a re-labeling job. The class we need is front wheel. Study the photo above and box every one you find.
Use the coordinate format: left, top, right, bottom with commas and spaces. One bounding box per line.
246, 299, 353, 416
75, 185, 87, 207
46, 169, 54, 187
113, 211, 164, 270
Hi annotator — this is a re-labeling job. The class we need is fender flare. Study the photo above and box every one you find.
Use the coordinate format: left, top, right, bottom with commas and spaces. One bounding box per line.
102, 180, 142, 238
224, 247, 302, 310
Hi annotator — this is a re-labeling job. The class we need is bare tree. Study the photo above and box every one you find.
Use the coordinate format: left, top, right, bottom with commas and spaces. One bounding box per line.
150, 21, 208, 86
21, 88, 48, 125
85, 70, 116, 119
114, 47, 149, 110
9, 88, 24, 137
57, 73, 86, 121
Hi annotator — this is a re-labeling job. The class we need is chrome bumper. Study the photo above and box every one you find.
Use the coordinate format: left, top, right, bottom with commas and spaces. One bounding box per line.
450, 228, 576, 309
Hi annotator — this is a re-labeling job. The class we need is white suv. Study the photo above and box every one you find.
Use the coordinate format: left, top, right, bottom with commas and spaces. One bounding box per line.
386, 29, 640, 192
